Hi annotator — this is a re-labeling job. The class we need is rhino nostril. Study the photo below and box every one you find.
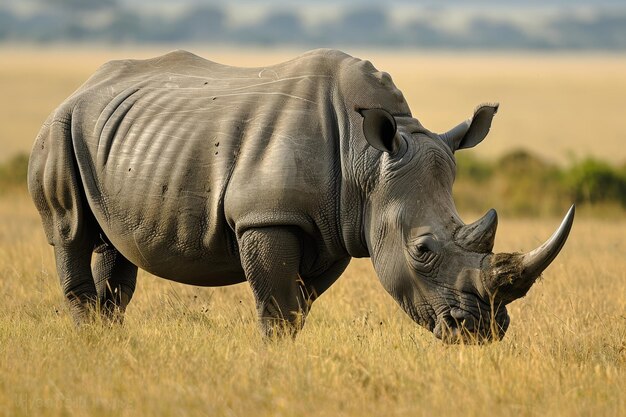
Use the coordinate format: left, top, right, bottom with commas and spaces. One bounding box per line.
433, 315, 453, 340
450, 307, 477, 332
433, 314, 467, 343
450, 307, 465, 320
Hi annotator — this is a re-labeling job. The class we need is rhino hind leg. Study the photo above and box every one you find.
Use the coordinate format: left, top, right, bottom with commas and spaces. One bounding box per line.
28, 109, 101, 324
53, 244, 98, 324
92, 242, 138, 322
239, 227, 312, 339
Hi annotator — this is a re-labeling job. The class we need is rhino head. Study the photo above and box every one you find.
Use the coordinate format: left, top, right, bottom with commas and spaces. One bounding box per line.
358, 104, 574, 343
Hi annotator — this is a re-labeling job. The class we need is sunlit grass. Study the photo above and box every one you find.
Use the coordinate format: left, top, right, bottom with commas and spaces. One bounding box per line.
0, 193, 624, 417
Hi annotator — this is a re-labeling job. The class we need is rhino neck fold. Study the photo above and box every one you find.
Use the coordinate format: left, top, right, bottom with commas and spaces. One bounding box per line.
338, 150, 382, 258
337, 152, 371, 258
339, 189, 370, 258
334, 94, 371, 259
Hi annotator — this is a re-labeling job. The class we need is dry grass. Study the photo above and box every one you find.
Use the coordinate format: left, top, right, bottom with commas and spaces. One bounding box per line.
0, 191, 625, 417
0, 47, 624, 416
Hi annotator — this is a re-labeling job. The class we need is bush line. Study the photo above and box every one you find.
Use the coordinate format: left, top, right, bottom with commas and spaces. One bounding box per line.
455, 150, 626, 216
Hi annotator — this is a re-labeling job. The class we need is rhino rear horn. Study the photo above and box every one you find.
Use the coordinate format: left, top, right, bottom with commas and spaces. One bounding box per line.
440, 103, 499, 152
360, 108, 399, 154
456, 209, 498, 253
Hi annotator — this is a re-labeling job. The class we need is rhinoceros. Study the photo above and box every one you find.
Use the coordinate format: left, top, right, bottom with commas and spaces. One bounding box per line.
28, 49, 574, 343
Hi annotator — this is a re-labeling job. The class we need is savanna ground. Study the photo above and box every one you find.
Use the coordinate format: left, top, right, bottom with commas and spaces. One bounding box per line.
0, 46, 624, 417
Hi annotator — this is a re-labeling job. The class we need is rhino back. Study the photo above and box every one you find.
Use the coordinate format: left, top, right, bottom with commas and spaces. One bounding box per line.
67, 49, 348, 284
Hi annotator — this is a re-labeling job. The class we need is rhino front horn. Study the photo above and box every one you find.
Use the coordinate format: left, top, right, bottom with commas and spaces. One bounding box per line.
488, 205, 575, 304
521, 204, 575, 279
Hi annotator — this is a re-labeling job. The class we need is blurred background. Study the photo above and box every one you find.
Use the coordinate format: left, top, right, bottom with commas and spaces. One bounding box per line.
1, 0, 625, 217
2, 0, 626, 49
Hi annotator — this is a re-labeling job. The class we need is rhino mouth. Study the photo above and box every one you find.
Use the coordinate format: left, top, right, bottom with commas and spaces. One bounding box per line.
398, 282, 511, 344
432, 304, 510, 344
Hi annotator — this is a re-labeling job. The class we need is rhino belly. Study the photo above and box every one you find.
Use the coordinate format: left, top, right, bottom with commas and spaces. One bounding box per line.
99, 195, 245, 287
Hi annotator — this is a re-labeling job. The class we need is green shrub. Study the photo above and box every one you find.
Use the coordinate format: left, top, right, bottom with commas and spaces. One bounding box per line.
454, 149, 626, 216
494, 150, 565, 216
455, 153, 493, 183
566, 158, 626, 206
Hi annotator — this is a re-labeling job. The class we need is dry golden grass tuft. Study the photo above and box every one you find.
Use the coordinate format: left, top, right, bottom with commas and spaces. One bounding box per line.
0, 47, 624, 416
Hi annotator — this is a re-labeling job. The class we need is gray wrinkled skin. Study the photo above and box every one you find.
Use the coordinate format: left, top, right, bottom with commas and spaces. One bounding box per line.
28, 49, 574, 343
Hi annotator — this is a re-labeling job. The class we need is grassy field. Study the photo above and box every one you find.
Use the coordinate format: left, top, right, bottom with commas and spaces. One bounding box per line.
1, 192, 624, 417
0, 47, 624, 416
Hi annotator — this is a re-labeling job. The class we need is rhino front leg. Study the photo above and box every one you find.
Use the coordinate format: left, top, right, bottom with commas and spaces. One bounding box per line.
239, 227, 311, 339
93, 243, 138, 322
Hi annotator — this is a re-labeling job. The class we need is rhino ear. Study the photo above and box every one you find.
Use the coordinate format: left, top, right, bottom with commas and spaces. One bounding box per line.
360, 108, 399, 154
440, 103, 499, 152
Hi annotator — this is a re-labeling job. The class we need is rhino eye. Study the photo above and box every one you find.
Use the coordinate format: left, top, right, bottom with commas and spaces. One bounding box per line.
415, 242, 431, 255
412, 235, 437, 253
406, 235, 440, 273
